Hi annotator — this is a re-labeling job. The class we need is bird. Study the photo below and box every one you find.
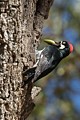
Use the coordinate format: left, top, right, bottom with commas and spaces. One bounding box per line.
22, 39, 73, 85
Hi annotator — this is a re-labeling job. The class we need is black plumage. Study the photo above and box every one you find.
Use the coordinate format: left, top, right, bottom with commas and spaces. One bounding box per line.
23, 40, 73, 85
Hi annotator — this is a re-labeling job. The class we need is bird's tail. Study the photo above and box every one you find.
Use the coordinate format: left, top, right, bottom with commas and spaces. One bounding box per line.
22, 67, 36, 87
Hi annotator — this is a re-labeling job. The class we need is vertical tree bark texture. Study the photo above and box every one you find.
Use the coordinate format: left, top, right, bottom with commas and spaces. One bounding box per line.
0, 0, 53, 119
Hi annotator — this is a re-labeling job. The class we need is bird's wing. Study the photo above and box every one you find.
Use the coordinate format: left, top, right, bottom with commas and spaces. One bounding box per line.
33, 51, 54, 82
33, 48, 45, 67
35, 49, 45, 61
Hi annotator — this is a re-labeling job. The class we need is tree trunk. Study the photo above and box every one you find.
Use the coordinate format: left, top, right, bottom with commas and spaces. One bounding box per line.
0, 0, 53, 119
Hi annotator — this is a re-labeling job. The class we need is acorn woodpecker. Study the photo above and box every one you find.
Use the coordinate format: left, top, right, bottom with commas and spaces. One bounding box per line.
23, 39, 73, 84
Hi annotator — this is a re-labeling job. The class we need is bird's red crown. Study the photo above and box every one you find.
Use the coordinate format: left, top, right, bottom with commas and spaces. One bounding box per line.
68, 42, 73, 53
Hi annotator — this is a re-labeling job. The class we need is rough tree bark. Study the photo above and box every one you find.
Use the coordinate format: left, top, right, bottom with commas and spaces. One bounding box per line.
0, 0, 53, 120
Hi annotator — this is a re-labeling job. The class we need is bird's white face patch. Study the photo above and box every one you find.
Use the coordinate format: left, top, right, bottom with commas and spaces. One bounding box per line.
41, 54, 43, 58
59, 44, 65, 49
59, 41, 65, 49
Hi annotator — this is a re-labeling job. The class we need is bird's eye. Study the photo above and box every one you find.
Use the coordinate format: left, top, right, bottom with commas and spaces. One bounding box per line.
62, 41, 66, 45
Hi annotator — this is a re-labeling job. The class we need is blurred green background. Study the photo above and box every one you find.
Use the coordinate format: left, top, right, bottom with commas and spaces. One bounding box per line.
28, 0, 80, 120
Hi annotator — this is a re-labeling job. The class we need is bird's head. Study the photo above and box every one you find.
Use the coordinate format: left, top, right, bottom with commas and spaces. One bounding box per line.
44, 39, 73, 58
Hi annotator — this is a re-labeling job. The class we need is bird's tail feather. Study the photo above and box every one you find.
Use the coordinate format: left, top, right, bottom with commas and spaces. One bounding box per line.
22, 67, 36, 87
